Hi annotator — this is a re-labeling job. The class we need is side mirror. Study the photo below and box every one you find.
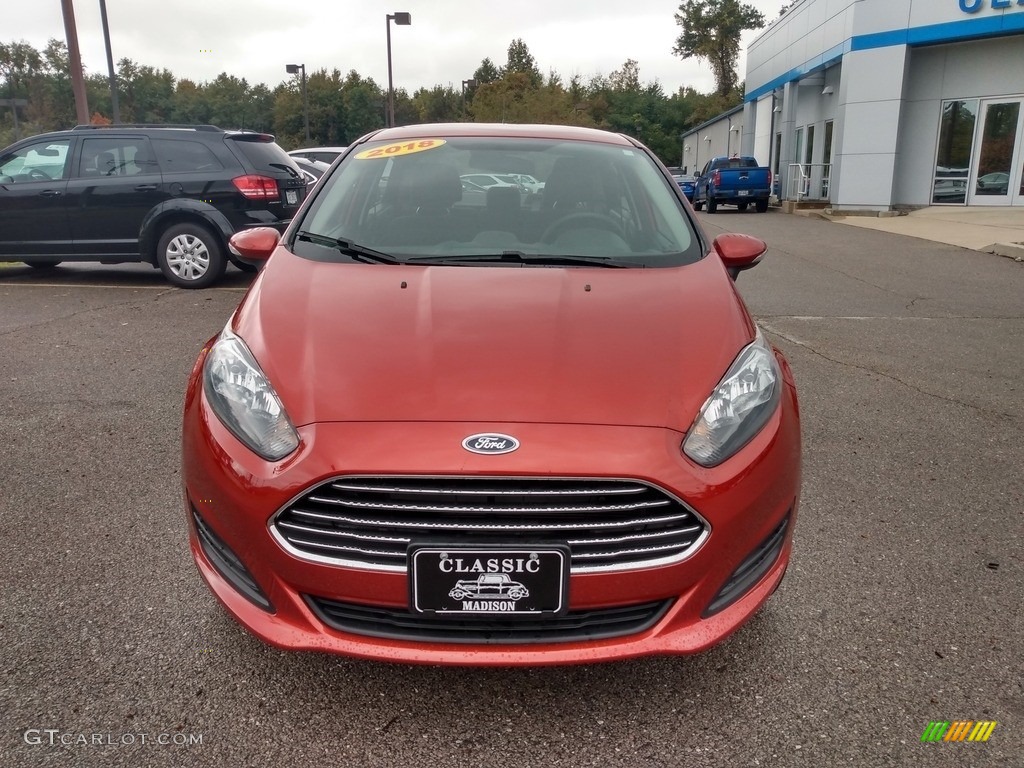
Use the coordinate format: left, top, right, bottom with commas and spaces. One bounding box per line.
712, 233, 767, 280
228, 227, 280, 265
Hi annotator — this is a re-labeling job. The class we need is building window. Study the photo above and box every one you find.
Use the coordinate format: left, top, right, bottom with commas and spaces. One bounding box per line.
772, 132, 782, 197
822, 121, 834, 198
932, 99, 978, 205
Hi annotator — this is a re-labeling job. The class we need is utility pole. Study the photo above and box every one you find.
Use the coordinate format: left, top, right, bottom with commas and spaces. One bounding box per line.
60, 0, 90, 124
99, 0, 120, 123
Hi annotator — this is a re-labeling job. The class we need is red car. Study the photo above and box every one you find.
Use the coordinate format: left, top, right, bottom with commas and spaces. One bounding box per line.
182, 123, 801, 666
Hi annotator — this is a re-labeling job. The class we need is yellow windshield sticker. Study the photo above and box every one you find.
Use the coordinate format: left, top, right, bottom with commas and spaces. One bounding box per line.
355, 139, 447, 160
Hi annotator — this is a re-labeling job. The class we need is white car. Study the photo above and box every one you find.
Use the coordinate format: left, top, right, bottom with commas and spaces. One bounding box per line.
509, 173, 545, 195
460, 172, 524, 191
288, 146, 348, 165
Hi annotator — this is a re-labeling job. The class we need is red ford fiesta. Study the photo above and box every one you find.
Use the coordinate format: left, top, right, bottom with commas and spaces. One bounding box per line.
182, 123, 801, 666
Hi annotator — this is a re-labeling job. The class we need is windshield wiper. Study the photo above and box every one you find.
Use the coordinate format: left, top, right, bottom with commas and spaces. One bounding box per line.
270, 162, 302, 179
405, 251, 633, 268
295, 231, 402, 264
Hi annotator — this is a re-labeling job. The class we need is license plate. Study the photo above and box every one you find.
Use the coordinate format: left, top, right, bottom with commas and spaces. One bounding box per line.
409, 546, 569, 616
285, 189, 298, 205
737, 189, 749, 196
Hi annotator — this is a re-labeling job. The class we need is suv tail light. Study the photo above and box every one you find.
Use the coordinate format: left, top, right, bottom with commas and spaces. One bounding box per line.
711, 170, 721, 187
232, 175, 280, 200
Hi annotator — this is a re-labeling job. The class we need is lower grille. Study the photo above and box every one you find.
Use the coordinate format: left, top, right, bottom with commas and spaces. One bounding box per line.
272, 476, 709, 573
703, 515, 789, 617
306, 596, 673, 644
192, 505, 272, 611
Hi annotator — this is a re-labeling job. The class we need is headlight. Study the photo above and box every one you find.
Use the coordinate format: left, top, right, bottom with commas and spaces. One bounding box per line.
203, 326, 299, 461
683, 331, 781, 467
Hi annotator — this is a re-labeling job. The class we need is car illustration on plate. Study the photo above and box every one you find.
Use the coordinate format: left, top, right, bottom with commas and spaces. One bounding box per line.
449, 573, 529, 601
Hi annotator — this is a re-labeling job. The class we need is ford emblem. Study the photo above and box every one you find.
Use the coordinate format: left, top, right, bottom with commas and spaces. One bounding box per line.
462, 433, 520, 455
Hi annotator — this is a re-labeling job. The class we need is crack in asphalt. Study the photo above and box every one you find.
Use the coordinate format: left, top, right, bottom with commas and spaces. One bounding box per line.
758, 320, 1019, 422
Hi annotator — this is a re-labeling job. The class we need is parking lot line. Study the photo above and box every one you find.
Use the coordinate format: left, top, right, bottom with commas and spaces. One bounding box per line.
0, 282, 247, 291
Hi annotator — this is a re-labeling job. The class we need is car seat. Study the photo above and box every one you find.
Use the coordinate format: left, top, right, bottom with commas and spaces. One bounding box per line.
378, 161, 464, 246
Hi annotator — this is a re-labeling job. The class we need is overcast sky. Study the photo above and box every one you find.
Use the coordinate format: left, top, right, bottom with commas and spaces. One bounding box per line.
9, 0, 784, 95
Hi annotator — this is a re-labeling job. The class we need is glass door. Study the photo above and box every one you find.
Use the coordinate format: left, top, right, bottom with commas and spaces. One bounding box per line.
969, 98, 1024, 206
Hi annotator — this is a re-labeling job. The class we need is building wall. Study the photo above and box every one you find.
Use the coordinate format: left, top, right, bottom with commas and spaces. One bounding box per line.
742, 0, 1024, 208
748, 0, 1024, 100
746, 0, 857, 103
894, 36, 1024, 205
680, 109, 744, 175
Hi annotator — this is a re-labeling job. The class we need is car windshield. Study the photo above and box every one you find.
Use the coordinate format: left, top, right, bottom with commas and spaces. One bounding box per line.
294, 136, 701, 268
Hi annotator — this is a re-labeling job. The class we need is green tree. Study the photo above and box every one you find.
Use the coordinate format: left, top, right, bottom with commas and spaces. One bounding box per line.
673, 0, 765, 97
505, 39, 542, 88
339, 70, 385, 141
115, 59, 175, 123
472, 57, 501, 86
171, 78, 210, 124
203, 73, 252, 129
413, 85, 460, 123
609, 59, 641, 92
304, 68, 346, 144
38, 40, 75, 128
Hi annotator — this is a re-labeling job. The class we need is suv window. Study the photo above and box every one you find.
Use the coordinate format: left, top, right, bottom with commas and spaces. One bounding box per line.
228, 136, 297, 174
0, 139, 70, 182
152, 138, 224, 173
718, 157, 758, 169
79, 137, 159, 177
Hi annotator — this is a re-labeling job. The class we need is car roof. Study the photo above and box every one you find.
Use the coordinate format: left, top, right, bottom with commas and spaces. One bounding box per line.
289, 146, 348, 153
363, 122, 636, 146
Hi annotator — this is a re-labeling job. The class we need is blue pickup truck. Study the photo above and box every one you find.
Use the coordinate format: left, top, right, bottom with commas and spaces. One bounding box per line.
692, 156, 772, 213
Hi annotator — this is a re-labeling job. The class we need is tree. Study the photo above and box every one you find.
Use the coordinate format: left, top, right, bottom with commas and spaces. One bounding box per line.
473, 58, 501, 86
339, 70, 385, 142
609, 59, 641, 92
413, 85, 460, 123
505, 39, 542, 88
673, 0, 765, 98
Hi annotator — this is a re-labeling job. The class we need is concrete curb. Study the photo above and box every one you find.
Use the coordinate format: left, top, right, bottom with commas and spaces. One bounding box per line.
986, 242, 1024, 262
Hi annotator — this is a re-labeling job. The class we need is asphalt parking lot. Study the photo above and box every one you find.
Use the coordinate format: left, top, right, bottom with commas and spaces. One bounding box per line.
2, 212, 1021, 768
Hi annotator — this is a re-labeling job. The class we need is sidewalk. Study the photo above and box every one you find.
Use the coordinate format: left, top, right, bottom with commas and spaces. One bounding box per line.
818, 206, 1024, 257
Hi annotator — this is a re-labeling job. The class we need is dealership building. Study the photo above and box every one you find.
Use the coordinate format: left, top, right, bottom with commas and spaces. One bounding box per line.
682, 0, 1024, 210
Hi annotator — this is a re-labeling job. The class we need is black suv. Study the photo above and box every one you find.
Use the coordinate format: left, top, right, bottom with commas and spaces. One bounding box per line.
0, 124, 307, 288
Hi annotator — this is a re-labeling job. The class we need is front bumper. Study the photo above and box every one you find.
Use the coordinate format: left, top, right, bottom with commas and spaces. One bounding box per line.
182, 361, 800, 666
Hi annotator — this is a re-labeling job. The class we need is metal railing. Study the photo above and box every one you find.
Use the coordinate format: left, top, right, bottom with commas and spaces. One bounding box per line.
788, 163, 832, 201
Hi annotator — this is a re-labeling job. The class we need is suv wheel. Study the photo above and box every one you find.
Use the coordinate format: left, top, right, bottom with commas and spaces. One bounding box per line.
157, 223, 227, 289
26, 260, 63, 269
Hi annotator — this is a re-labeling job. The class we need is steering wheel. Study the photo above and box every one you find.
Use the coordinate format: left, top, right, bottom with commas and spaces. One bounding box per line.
541, 212, 625, 244
27, 168, 51, 181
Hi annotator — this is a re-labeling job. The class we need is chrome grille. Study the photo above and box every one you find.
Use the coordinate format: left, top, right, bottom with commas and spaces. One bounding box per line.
271, 476, 709, 573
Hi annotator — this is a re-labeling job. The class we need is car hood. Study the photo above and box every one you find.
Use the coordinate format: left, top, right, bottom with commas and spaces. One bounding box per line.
232, 251, 754, 432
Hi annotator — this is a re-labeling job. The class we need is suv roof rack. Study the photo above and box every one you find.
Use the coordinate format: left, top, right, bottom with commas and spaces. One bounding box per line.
71, 124, 223, 132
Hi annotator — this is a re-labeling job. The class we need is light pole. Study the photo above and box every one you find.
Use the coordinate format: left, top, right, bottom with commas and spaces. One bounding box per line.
60, 0, 89, 125
386, 12, 411, 128
461, 78, 476, 121
99, 0, 120, 123
286, 63, 309, 143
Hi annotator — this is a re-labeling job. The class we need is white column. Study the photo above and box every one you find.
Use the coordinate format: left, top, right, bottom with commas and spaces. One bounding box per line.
777, 81, 799, 201
830, 45, 910, 211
